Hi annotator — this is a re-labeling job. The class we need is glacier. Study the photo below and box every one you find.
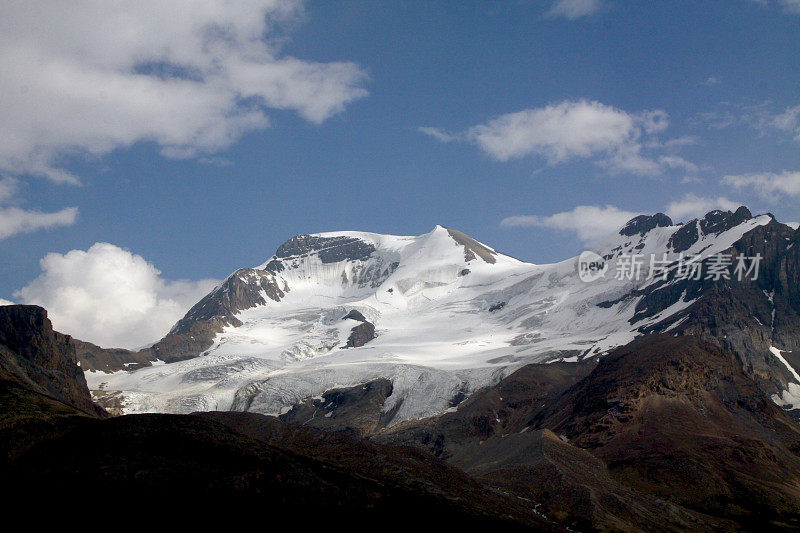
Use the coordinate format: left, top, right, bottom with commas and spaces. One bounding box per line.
85, 215, 775, 424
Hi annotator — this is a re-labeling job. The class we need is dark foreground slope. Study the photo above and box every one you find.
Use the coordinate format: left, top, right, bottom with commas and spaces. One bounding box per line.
5, 304, 800, 531
380, 334, 800, 531
0, 305, 553, 530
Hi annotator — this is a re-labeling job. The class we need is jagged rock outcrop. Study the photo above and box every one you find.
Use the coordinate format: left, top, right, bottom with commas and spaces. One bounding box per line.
272, 234, 376, 264
74, 339, 151, 373
146, 268, 287, 364
637, 214, 800, 399
668, 206, 753, 252
280, 379, 394, 436
619, 213, 673, 236
0, 305, 105, 416
446, 227, 498, 263
344, 320, 376, 348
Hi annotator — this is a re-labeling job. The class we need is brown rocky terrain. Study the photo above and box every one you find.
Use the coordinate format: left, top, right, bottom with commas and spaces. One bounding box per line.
280, 378, 394, 436
0, 305, 105, 416
0, 304, 555, 529
378, 334, 800, 531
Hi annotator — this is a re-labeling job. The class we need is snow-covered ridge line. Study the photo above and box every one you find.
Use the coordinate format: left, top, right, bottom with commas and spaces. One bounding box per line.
86, 209, 800, 425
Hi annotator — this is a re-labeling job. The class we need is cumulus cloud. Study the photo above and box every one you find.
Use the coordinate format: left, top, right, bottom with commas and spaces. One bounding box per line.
664, 193, 741, 222
422, 100, 696, 178
466, 100, 639, 163
545, 0, 603, 19
14, 243, 219, 349
501, 205, 643, 244
0, 298, 14, 306
0, 177, 78, 240
0, 1, 368, 183
722, 170, 800, 200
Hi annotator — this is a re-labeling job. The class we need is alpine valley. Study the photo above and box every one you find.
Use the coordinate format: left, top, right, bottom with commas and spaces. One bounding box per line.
3, 206, 800, 530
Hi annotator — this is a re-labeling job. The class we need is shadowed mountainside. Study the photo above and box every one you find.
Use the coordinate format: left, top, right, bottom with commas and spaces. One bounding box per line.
0, 304, 555, 529
379, 334, 800, 531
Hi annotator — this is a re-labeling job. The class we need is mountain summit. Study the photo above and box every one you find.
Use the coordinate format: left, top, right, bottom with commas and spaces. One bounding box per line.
81, 211, 800, 427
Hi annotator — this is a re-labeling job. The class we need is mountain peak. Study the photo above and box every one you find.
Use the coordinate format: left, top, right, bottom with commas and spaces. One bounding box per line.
698, 205, 753, 234
619, 213, 673, 236
443, 226, 498, 264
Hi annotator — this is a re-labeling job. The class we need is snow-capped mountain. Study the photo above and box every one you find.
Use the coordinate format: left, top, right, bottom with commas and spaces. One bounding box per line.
84, 208, 800, 425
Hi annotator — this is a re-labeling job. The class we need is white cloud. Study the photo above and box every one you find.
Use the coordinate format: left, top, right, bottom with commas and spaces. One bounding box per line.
748, 0, 800, 13
701, 101, 800, 141
0, 177, 17, 202
781, 0, 800, 13
770, 105, 800, 140
0, 1, 368, 183
14, 243, 219, 349
467, 100, 639, 163
600, 143, 662, 176
0, 206, 78, 240
722, 170, 800, 200
0, 298, 14, 306
664, 193, 741, 221
418, 127, 461, 143
701, 76, 721, 86
0, 177, 78, 240
637, 110, 670, 134
423, 100, 693, 178
658, 155, 700, 174
501, 205, 643, 244
787, 222, 799, 230
545, 0, 603, 19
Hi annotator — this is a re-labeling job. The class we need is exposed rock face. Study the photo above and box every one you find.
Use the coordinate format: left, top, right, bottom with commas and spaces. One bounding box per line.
73, 339, 150, 373
619, 213, 673, 236
668, 206, 753, 252
380, 334, 800, 531
378, 361, 595, 457
700, 205, 753, 234
344, 320, 376, 348
274, 234, 376, 264
538, 335, 800, 527
0, 305, 105, 416
280, 379, 394, 436
446, 227, 498, 263
637, 216, 800, 399
73, 267, 290, 373
147, 268, 287, 364
488, 301, 506, 312
342, 309, 366, 322
78, 233, 394, 372
667, 219, 701, 253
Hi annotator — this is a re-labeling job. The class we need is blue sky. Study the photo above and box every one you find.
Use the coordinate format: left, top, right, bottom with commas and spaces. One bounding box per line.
1, 1, 799, 346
